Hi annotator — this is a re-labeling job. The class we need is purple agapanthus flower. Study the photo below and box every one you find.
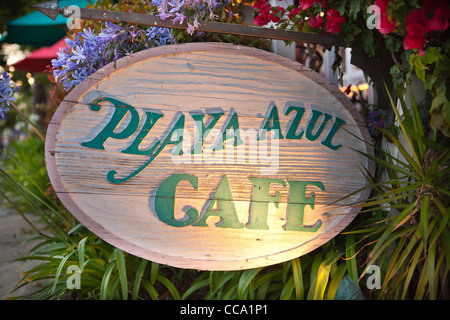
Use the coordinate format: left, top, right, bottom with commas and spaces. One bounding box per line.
365, 108, 385, 138
52, 23, 174, 91
0, 71, 19, 119
156, 0, 227, 35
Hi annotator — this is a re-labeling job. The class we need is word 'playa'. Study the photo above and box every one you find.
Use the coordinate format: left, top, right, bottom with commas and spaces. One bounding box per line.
80, 96, 346, 183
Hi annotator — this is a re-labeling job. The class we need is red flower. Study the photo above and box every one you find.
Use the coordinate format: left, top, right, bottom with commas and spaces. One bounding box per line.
269, 6, 285, 23
308, 14, 324, 29
252, 0, 267, 10
299, 0, 327, 10
253, 0, 272, 26
425, 9, 450, 32
254, 15, 268, 26
422, 0, 447, 13
325, 8, 345, 33
373, 0, 396, 34
288, 7, 302, 19
423, 0, 450, 31
404, 33, 427, 55
404, 9, 429, 55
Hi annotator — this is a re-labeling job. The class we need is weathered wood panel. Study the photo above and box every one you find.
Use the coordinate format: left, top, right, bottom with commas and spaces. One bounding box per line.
46, 43, 374, 270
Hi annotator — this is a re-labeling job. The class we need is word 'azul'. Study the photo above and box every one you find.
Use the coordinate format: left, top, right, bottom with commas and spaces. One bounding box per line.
81, 97, 346, 184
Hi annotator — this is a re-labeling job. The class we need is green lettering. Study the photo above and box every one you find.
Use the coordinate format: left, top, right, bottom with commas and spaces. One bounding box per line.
321, 117, 345, 150
284, 105, 306, 140
193, 175, 244, 229
155, 174, 199, 227
214, 112, 243, 151
81, 97, 140, 150
284, 181, 324, 232
107, 113, 185, 184
121, 111, 164, 155
246, 178, 285, 230
258, 103, 284, 140
191, 112, 224, 154
305, 109, 332, 141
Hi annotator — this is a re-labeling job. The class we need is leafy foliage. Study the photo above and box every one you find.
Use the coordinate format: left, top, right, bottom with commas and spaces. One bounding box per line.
349, 88, 449, 299
251, 0, 450, 137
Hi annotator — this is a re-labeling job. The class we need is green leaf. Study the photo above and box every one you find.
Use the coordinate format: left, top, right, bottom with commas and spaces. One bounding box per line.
181, 278, 209, 300
415, 67, 426, 82
345, 235, 359, 286
364, 204, 416, 274
141, 279, 159, 300
352, 148, 418, 179
348, 0, 361, 21
150, 262, 159, 285
280, 276, 295, 300
427, 241, 437, 300
291, 258, 304, 300
208, 271, 234, 296
334, 275, 365, 300
131, 259, 148, 300
422, 47, 442, 64
361, 29, 375, 56
334, 0, 347, 15
100, 261, 117, 300
326, 263, 347, 300
442, 101, 450, 125
420, 194, 431, 252
237, 268, 262, 300
156, 274, 180, 300
313, 251, 344, 300
78, 237, 88, 273
51, 250, 76, 294
114, 249, 128, 300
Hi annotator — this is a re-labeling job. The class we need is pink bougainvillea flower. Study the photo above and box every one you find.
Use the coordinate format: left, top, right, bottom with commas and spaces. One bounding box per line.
253, 15, 265, 26
253, 0, 272, 26
418, 0, 449, 32
422, 0, 447, 13
269, 6, 285, 23
299, 0, 327, 10
425, 9, 450, 31
325, 8, 345, 33
308, 14, 324, 29
404, 34, 427, 55
288, 7, 301, 19
374, 0, 396, 34
404, 9, 429, 55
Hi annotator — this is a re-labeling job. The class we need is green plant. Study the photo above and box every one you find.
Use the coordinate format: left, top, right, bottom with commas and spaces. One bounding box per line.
200, 238, 362, 300
0, 135, 53, 211
348, 87, 449, 299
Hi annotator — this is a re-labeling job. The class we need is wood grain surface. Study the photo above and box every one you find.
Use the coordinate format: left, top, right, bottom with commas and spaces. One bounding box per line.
46, 43, 374, 270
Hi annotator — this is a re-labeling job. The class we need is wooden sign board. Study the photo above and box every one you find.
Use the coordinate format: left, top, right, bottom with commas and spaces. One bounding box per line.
46, 43, 374, 271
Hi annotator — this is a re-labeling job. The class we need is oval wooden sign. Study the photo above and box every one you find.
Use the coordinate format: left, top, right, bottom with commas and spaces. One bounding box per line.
46, 43, 374, 270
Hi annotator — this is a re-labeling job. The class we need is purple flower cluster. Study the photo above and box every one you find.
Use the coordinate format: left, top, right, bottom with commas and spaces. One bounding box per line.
52, 22, 174, 91
156, 0, 230, 34
364, 109, 385, 138
0, 71, 19, 119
